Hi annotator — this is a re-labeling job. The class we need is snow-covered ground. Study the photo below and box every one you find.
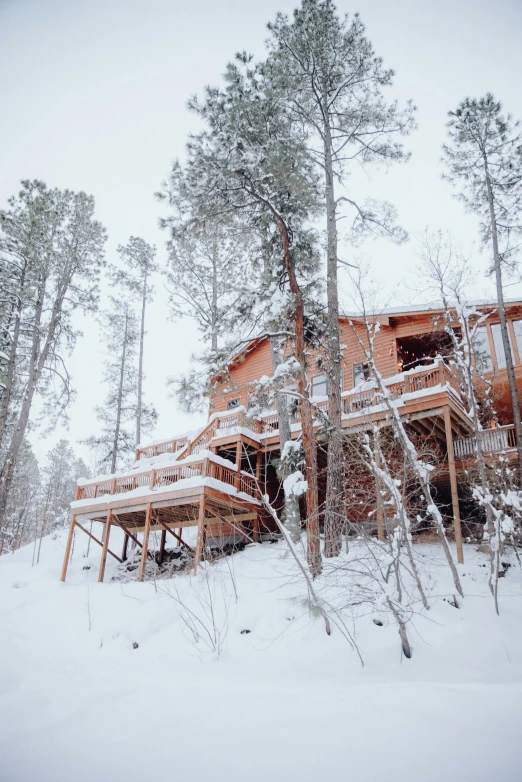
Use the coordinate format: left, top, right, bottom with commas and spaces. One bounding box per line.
1, 528, 522, 782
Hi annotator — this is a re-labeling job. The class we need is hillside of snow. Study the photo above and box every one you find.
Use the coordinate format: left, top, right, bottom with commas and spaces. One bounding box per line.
1, 528, 522, 782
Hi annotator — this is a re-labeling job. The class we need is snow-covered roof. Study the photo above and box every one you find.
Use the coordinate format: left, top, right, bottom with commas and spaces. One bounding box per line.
341, 298, 522, 319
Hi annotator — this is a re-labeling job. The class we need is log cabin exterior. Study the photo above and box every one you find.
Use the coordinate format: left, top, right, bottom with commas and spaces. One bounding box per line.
61, 299, 522, 583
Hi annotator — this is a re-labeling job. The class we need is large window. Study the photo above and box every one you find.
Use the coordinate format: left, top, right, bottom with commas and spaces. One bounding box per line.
311, 373, 328, 397
491, 323, 513, 369
473, 328, 493, 373
354, 362, 371, 387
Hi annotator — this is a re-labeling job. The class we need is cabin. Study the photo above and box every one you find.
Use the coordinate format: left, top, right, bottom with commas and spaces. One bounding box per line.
60, 299, 522, 583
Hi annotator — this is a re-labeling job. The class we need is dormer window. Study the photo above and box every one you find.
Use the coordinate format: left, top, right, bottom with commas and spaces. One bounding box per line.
227, 398, 240, 410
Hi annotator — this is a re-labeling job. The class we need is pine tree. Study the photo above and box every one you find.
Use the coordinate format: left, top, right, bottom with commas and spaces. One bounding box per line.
267, 0, 415, 557
114, 237, 158, 446
176, 54, 324, 574
0, 181, 106, 526
442, 94, 522, 483
84, 300, 157, 472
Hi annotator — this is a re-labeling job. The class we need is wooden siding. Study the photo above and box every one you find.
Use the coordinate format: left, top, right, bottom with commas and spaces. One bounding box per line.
211, 306, 522, 416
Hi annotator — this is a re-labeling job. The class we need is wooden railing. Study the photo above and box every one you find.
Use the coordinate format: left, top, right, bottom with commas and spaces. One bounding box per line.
454, 425, 516, 459
260, 361, 460, 432
76, 457, 258, 502
135, 436, 190, 461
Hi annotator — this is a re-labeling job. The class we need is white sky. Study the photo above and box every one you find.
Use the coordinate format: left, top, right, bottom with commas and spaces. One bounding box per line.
1, 0, 521, 467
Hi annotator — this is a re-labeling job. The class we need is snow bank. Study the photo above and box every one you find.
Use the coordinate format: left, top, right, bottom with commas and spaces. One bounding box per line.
0, 535, 521, 782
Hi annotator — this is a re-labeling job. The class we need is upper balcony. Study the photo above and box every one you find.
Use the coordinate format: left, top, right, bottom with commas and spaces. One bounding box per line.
133, 360, 469, 462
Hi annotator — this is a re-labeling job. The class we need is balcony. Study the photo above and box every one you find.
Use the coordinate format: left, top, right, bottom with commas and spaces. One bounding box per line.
453, 424, 516, 459
75, 454, 258, 505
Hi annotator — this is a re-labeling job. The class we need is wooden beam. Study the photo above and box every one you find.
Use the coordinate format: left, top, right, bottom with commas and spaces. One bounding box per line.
153, 515, 195, 553
98, 511, 113, 582
206, 504, 251, 542
158, 529, 166, 565
74, 521, 123, 563
443, 406, 464, 565
193, 497, 206, 575
235, 440, 242, 491
60, 515, 76, 582
121, 533, 129, 562
374, 436, 385, 543
111, 514, 154, 558
138, 504, 153, 582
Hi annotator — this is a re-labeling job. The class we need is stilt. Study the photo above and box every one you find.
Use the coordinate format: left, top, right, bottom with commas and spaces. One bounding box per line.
235, 440, 242, 491
443, 407, 464, 564
374, 433, 385, 542
138, 504, 153, 582
193, 496, 206, 575
253, 514, 260, 542
121, 533, 129, 562
98, 511, 112, 583
60, 514, 76, 582
159, 529, 166, 564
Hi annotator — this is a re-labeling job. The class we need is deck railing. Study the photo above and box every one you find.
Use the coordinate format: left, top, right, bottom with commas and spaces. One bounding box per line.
453, 425, 516, 459
134, 362, 460, 456
76, 457, 258, 502
260, 361, 460, 433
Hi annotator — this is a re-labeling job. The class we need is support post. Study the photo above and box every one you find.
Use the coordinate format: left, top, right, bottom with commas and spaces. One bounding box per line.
193, 496, 206, 575
60, 515, 76, 582
253, 514, 260, 542
443, 407, 464, 564
121, 533, 129, 562
138, 504, 153, 582
159, 529, 166, 564
235, 440, 242, 491
98, 511, 112, 583
374, 433, 385, 542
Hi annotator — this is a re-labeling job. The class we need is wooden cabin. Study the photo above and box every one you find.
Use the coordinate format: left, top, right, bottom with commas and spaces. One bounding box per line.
61, 300, 522, 582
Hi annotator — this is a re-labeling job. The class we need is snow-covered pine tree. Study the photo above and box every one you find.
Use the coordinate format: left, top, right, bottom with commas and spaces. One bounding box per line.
181, 53, 324, 575
33, 439, 89, 565
114, 237, 158, 447
84, 300, 157, 472
0, 439, 41, 554
267, 0, 415, 557
443, 95, 522, 484
0, 181, 106, 526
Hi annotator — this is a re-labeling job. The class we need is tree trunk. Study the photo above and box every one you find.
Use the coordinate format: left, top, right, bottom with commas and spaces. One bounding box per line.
136, 265, 148, 447
484, 160, 522, 485
323, 103, 344, 558
0, 259, 28, 455
111, 312, 129, 473
269, 332, 301, 542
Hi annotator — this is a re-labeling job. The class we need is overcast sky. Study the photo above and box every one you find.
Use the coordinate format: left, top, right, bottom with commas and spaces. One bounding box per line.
1, 0, 522, 468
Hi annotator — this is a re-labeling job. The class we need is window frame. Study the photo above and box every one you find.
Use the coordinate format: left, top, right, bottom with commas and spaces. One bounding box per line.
353, 362, 371, 387
226, 398, 240, 411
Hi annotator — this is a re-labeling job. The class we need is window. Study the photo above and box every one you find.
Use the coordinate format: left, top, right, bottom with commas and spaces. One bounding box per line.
354, 362, 370, 387
491, 323, 513, 369
473, 328, 493, 373
285, 383, 299, 420
512, 320, 522, 363
227, 398, 240, 410
311, 373, 328, 398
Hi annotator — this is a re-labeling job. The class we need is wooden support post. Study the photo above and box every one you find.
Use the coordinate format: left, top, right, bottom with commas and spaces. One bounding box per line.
255, 450, 262, 489
60, 515, 76, 582
193, 496, 206, 575
374, 433, 385, 542
121, 533, 129, 562
235, 440, 242, 491
98, 511, 112, 583
74, 522, 123, 563
159, 529, 166, 564
253, 514, 260, 542
154, 516, 195, 553
138, 504, 153, 582
443, 407, 464, 564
